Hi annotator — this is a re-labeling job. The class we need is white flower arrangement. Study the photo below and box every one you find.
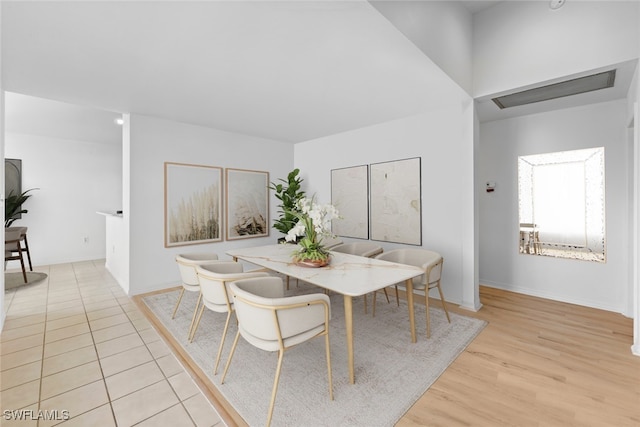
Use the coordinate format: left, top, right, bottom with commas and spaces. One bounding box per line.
285, 197, 340, 263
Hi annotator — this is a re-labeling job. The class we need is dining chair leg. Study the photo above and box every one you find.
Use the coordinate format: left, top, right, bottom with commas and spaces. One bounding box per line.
188, 302, 206, 342
171, 288, 185, 319
324, 332, 334, 401
371, 287, 392, 318
363, 294, 368, 314
436, 282, 451, 323
188, 293, 203, 340
425, 291, 431, 338
214, 311, 233, 375
395, 285, 400, 306
372, 291, 376, 317
18, 248, 27, 283
22, 234, 33, 271
266, 350, 285, 427
221, 330, 241, 385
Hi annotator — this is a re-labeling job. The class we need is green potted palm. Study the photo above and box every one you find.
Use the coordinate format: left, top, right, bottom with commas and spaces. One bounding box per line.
269, 168, 306, 241
5, 189, 37, 227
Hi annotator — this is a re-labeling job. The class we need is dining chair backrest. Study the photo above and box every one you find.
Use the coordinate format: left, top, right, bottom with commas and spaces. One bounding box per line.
224, 276, 334, 426
331, 242, 383, 258
176, 253, 219, 286
195, 262, 269, 313
230, 277, 330, 351
376, 248, 442, 289
320, 236, 344, 249
5, 228, 22, 252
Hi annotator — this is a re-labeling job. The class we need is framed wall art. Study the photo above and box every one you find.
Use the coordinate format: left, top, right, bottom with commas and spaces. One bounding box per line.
5, 158, 22, 198
225, 168, 269, 240
164, 162, 223, 247
370, 157, 422, 245
331, 165, 369, 239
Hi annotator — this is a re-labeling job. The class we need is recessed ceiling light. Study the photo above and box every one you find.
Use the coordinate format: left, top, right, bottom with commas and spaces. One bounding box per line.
549, 0, 566, 10
114, 117, 124, 126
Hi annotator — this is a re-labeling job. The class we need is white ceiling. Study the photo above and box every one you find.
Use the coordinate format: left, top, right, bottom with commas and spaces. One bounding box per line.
4, 92, 123, 146
2, 1, 634, 146
2, 1, 462, 144
459, 1, 503, 14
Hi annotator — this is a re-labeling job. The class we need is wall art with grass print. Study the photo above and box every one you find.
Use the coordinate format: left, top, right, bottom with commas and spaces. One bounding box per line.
164, 162, 223, 247
225, 168, 269, 240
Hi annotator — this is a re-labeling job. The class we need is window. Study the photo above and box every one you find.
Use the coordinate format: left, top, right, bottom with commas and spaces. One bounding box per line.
518, 147, 605, 262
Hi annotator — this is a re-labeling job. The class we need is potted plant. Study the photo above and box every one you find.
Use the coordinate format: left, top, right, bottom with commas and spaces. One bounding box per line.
5, 188, 37, 228
284, 196, 340, 267
269, 168, 306, 241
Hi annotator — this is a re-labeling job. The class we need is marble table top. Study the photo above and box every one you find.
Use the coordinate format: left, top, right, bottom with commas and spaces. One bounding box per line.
227, 244, 423, 297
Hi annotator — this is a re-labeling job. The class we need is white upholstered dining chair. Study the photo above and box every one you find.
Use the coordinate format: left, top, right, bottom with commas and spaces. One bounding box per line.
320, 235, 343, 249
173, 253, 219, 339
331, 242, 389, 314
222, 276, 333, 427
191, 262, 270, 374
375, 248, 450, 337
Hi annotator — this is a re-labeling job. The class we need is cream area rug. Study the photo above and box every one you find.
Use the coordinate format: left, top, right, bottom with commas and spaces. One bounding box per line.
143, 281, 486, 427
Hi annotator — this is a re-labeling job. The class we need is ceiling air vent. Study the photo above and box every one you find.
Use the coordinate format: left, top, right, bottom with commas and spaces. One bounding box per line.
492, 69, 616, 109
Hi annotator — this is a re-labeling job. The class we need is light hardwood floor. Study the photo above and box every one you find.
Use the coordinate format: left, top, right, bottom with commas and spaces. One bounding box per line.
399, 286, 639, 427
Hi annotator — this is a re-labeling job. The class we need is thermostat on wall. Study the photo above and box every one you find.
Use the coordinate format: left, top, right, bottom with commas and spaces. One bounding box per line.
486, 181, 496, 192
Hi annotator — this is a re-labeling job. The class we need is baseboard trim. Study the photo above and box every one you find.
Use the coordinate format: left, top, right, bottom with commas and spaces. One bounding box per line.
480, 280, 624, 314
459, 301, 483, 312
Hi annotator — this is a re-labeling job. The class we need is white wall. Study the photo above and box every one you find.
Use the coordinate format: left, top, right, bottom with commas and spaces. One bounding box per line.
628, 64, 638, 321
473, 1, 640, 97
126, 114, 293, 295
478, 99, 630, 314
4, 133, 122, 266
294, 101, 478, 309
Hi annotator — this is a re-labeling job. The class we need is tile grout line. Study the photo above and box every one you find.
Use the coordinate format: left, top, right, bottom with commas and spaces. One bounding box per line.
37, 265, 52, 427
70, 261, 119, 427
5, 261, 220, 427
117, 288, 199, 427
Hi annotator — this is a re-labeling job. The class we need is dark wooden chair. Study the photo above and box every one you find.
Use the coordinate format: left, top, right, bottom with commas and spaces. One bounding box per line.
5, 228, 28, 283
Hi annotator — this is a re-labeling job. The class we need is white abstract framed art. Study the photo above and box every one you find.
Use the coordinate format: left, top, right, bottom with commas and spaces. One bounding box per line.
331, 165, 369, 239
370, 157, 422, 245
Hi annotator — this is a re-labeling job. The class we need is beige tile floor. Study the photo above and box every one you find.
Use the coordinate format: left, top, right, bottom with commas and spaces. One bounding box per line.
1, 260, 226, 427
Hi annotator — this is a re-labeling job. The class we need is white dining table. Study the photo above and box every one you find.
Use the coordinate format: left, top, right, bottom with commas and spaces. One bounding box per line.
226, 244, 424, 384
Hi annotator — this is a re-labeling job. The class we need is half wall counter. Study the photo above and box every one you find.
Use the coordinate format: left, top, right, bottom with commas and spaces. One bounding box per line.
97, 211, 128, 293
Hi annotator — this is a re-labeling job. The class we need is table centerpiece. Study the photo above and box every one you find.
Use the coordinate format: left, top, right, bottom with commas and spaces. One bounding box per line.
285, 196, 340, 267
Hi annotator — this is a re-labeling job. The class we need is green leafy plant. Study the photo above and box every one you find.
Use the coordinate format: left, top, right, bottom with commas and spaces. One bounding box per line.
269, 169, 306, 236
5, 188, 37, 227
